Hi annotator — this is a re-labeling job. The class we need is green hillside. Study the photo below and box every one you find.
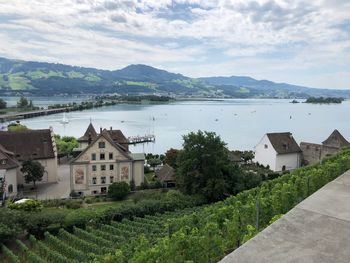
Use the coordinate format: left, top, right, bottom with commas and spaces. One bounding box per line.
1, 57, 349, 98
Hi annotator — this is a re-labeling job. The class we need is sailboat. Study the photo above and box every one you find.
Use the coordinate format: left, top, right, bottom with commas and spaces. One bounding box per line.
60, 112, 69, 124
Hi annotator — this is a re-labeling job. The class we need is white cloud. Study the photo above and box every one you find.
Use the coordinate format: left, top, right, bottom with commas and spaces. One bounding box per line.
0, 0, 349, 88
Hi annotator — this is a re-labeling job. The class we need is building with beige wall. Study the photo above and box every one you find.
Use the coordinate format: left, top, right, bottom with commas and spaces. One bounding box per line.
300, 129, 350, 165
0, 128, 58, 197
71, 124, 145, 196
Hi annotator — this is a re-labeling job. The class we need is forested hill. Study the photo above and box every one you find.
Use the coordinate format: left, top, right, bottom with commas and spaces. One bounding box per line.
0, 56, 349, 98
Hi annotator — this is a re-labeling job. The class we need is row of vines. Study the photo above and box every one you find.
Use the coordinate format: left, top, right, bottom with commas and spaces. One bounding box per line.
1, 148, 350, 263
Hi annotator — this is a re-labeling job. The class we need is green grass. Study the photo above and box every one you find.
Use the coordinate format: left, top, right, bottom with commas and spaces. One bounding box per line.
26, 70, 65, 79
66, 71, 85, 78
8, 73, 33, 90
84, 73, 101, 82
239, 87, 250, 93
125, 81, 155, 87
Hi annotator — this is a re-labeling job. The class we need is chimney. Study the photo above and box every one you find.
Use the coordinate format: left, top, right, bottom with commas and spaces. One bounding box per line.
100, 127, 102, 133
110, 126, 112, 131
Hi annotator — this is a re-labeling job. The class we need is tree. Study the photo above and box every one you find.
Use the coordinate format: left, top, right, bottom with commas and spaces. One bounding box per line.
241, 151, 254, 163
21, 160, 45, 188
17, 96, 29, 108
148, 158, 162, 170
54, 135, 78, 159
0, 99, 6, 109
108, 182, 130, 200
7, 123, 29, 132
164, 148, 179, 168
177, 130, 241, 202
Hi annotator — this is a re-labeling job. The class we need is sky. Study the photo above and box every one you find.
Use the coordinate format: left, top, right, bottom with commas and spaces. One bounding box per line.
0, 0, 349, 89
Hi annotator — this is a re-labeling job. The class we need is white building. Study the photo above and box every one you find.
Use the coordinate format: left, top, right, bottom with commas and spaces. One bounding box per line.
70, 124, 145, 196
254, 132, 302, 172
0, 145, 20, 198
0, 128, 58, 195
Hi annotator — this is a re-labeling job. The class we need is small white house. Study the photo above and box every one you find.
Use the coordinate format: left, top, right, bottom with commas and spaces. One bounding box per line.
254, 132, 302, 172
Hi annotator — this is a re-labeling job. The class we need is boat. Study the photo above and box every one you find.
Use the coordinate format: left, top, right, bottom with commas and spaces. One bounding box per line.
60, 112, 69, 124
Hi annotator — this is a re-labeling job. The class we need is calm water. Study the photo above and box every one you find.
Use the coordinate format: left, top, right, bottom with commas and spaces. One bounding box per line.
3, 97, 350, 154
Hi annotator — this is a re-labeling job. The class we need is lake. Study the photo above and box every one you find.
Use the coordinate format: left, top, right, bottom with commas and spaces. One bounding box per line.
3, 97, 350, 154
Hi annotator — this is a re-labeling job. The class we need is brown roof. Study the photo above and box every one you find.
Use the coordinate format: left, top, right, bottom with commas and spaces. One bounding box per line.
155, 164, 175, 182
228, 151, 242, 162
267, 132, 302, 154
0, 144, 19, 170
322, 129, 350, 148
0, 129, 55, 161
78, 123, 97, 142
72, 129, 132, 163
107, 129, 129, 151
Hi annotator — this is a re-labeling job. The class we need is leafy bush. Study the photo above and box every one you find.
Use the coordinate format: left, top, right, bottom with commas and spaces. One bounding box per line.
108, 182, 130, 200
8, 199, 43, 212
0, 209, 27, 243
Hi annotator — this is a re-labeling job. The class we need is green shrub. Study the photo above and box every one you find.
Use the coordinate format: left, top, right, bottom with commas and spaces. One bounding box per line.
26, 209, 66, 237
8, 199, 43, 212
108, 182, 130, 200
0, 209, 27, 243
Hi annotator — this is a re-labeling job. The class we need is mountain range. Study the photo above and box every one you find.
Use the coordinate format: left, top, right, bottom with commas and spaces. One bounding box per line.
0, 57, 349, 98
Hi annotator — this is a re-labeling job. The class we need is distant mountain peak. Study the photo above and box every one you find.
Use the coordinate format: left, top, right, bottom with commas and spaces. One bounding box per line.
114, 64, 187, 81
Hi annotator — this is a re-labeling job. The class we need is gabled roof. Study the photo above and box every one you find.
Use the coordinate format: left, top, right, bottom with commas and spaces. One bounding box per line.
72, 129, 132, 163
78, 123, 97, 142
107, 129, 129, 151
266, 132, 302, 154
0, 144, 20, 170
155, 164, 175, 182
322, 129, 350, 148
0, 129, 55, 161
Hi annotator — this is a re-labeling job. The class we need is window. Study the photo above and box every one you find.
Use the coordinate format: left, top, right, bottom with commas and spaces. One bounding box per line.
101, 177, 106, 184
109, 153, 113, 160
110, 164, 114, 170
264, 144, 268, 149
100, 153, 105, 160
92, 165, 97, 172
92, 177, 97, 184
101, 165, 106, 171
91, 153, 96, 160
1, 159, 6, 165
92, 190, 98, 195
101, 187, 107, 194
8, 184, 13, 193
99, 141, 105, 148
110, 176, 114, 183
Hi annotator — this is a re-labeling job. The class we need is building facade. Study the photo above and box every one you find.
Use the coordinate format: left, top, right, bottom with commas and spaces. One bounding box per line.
0, 145, 20, 198
71, 124, 145, 196
300, 130, 350, 165
0, 128, 58, 194
254, 132, 302, 172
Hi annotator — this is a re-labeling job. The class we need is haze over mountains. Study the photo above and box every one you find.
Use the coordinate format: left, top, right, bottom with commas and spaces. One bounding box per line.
0, 57, 349, 98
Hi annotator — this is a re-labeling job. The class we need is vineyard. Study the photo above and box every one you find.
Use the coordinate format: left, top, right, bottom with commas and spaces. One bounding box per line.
2, 148, 350, 263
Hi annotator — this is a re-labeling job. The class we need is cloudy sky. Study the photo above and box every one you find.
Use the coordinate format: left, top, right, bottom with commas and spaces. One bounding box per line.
0, 0, 349, 89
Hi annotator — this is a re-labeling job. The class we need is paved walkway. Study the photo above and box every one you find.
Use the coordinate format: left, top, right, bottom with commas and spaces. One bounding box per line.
22, 165, 71, 200
220, 169, 350, 263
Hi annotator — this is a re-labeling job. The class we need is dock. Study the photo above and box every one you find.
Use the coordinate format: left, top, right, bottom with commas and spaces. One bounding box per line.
127, 135, 155, 144
0, 108, 67, 123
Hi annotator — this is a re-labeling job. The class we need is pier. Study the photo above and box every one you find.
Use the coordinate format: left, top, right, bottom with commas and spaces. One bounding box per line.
127, 135, 155, 144
0, 108, 67, 123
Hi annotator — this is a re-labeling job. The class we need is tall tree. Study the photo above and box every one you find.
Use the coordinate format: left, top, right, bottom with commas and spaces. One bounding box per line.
21, 160, 45, 188
17, 96, 29, 108
164, 148, 179, 168
177, 130, 241, 202
0, 98, 6, 109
